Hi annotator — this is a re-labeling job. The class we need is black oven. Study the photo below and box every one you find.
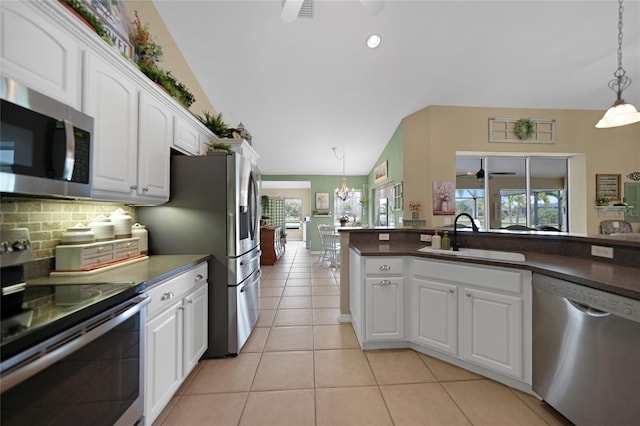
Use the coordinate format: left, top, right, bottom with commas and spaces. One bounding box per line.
1, 292, 149, 426
0, 76, 93, 198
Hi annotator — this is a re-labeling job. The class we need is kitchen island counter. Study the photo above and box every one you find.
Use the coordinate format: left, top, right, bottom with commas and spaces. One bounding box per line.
349, 240, 640, 301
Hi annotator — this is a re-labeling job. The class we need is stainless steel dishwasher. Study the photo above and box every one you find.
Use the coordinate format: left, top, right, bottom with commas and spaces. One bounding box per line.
532, 273, 640, 426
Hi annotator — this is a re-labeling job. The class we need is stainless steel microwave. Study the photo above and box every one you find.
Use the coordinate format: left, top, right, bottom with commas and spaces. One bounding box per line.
0, 77, 93, 198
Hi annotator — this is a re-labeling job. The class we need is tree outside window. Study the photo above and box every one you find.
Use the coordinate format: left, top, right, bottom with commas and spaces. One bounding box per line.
334, 191, 362, 226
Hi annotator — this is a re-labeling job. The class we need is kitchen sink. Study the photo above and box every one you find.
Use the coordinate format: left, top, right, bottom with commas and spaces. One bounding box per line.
417, 246, 526, 261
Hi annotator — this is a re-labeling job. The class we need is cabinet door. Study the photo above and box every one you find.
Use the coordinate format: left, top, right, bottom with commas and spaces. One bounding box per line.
138, 90, 171, 200
365, 277, 404, 341
459, 287, 523, 378
412, 277, 457, 355
84, 52, 138, 197
173, 114, 201, 155
145, 302, 183, 425
183, 284, 208, 375
0, 1, 81, 109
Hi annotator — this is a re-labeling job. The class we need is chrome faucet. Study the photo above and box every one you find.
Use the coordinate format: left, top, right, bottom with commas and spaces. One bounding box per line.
453, 213, 479, 251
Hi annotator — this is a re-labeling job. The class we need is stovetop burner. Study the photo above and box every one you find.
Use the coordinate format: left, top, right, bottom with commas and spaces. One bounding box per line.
0, 229, 143, 362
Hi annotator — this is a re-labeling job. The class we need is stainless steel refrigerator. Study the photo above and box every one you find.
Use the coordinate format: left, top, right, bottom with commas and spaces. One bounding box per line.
138, 152, 261, 358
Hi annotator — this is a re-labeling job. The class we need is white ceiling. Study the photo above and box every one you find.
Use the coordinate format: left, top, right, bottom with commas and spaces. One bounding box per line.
153, 0, 640, 176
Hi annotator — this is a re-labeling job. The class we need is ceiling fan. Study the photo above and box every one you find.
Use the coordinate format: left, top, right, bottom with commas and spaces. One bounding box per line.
457, 159, 516, 182
281, 0, 384, 22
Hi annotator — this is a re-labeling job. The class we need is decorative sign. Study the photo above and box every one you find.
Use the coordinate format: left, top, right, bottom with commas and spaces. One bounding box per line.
80, 0, 133, 58
596, 174, 621, 200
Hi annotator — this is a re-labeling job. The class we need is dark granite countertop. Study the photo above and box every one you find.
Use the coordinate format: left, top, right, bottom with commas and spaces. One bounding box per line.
27, 254, 211, 291
349, 241, 640, 300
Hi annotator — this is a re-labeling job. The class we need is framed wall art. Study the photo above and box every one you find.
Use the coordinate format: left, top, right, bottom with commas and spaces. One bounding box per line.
432, 181, 456, 215
374, 160, 388, 183
315, 192, 329, 210
596, 174, 621, 201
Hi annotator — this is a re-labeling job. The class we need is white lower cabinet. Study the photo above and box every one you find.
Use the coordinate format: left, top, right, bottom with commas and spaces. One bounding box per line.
410, 258, 530, 382
459, 286, 523, 377
145, 262, 208, 425
365, 277, 404, 341
350, 249, 405, 344
412, 277, 457, 355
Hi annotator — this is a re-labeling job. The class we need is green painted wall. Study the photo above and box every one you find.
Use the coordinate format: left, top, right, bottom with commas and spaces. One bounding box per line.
261, 174, 368, 252
365, 123, 405, 225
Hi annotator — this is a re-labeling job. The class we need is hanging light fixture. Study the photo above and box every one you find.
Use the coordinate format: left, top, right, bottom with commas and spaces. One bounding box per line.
476, 159, 485, 183
595, 0, 640, 128
333, 147, 354, 201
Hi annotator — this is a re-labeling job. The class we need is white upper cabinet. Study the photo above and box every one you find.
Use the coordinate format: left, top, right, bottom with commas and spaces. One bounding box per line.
138, 91, 172, 200
84, 52, 139, 198
1, 1, 224, 205
0, 1, 82, 109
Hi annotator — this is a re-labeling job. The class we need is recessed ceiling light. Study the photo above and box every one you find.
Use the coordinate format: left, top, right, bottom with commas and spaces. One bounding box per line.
366, 34, 381, 49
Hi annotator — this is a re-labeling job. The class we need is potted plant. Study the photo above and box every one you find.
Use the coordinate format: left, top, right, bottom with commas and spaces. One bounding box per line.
130, 11, 195, 108
60, 0, 107, 38
197, 111, 233, 138
597, 196, 610, 206
207, 142, 232, 154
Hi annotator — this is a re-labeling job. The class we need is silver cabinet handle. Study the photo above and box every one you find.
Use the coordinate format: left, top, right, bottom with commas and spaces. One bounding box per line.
379, 265, 391, 271
449, 289, 455, 294
187, 299, 194, 305
379, 280, 391, 286
161, 292, 174, 301
130, 185, 138, 190
466, 292, 471, 297
195, 274, 204, 282
142, 187, 149, 192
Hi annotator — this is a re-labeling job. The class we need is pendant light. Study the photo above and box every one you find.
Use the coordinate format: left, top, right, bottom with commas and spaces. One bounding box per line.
476, 159, 485, 183
595, 0, 640, 128
333, 147, 354, 202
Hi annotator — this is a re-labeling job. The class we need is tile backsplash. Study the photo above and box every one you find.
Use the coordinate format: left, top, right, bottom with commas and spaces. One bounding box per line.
1, 196, 136, 260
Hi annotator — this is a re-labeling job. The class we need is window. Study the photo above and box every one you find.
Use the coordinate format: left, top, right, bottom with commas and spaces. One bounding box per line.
284, 198, 302, 229
334, 191, 362, 226
456, 155, 568, 231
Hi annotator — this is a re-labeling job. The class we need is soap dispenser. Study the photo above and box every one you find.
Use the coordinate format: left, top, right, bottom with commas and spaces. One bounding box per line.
441, 231, 451, 250
431, 230, 441, 249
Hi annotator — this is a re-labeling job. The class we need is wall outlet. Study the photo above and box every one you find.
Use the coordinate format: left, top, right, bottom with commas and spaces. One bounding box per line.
591, 245, 614, 259
420, 234, 432, 242
444, 218, 452, 225
379, 233, 390, 241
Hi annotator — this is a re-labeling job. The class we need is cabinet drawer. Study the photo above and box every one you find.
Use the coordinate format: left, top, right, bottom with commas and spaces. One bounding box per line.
365, 257, 404, 275
115, 239, 139, 251
82, 243, 115, 256
115, 247, 140, 260
413, 259, 522, 294
146, 263, 208, 318
82, 252, 115, 268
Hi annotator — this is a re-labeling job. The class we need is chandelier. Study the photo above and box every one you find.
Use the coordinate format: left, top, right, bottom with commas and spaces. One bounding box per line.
332, 147, 354, 201
595, 0, 640, 128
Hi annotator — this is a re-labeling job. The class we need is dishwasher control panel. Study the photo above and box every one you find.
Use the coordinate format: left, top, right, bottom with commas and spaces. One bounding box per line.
533, 274, 640, 323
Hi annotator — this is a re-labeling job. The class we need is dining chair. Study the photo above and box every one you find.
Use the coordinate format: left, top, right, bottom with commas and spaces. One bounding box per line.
317, 224, 340, 267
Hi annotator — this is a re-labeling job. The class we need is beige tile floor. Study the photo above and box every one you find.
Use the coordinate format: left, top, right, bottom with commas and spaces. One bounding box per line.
154, 242, 572, 426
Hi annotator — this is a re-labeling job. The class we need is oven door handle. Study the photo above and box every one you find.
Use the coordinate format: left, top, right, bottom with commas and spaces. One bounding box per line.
1, 295, 150, 392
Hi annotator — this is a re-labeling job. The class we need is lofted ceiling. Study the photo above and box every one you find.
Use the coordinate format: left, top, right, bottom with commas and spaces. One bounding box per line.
152, 0, 640, 176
